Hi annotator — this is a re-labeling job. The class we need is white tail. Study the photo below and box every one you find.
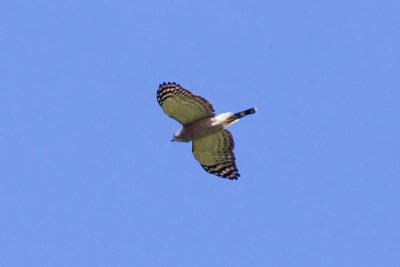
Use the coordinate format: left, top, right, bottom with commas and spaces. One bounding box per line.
212, 112, 237, 127
211, 107, 257, 128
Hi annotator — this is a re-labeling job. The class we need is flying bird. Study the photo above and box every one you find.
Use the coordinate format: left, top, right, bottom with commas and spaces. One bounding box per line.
157, 82, 257, 180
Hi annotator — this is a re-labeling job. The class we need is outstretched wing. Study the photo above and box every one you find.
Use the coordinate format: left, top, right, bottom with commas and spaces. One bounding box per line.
157, 82, 215, 125
192, 129, 239, 180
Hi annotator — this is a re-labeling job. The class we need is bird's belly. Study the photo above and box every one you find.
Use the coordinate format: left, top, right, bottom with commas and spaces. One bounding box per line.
183, 119, 223, 141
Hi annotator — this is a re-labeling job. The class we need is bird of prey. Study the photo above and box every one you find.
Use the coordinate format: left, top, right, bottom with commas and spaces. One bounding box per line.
157, 82, 257, 180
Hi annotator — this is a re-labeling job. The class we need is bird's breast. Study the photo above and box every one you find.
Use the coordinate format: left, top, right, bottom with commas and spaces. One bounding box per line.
182, 117, 223, 141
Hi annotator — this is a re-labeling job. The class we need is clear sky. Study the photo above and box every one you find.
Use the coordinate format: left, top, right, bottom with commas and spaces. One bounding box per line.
1, 0, 399, 266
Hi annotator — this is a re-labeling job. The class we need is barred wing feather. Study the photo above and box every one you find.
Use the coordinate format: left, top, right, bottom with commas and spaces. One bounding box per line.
192, 129, 239, 180
157, 82, 215, 125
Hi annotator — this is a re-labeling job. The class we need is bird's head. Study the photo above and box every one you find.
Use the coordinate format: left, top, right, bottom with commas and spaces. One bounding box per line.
171, 129, 188, 142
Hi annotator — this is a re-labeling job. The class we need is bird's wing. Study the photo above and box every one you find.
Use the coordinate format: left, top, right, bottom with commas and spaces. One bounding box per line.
192, 129, 239, 180
157, 82, 215, 125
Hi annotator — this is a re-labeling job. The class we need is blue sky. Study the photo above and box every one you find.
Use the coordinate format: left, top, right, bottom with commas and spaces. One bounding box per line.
1, 0, 399, 266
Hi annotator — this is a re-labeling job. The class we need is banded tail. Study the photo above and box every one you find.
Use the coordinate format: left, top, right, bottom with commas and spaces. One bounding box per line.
234, 107, 257, 119
222, 107, 258, 126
